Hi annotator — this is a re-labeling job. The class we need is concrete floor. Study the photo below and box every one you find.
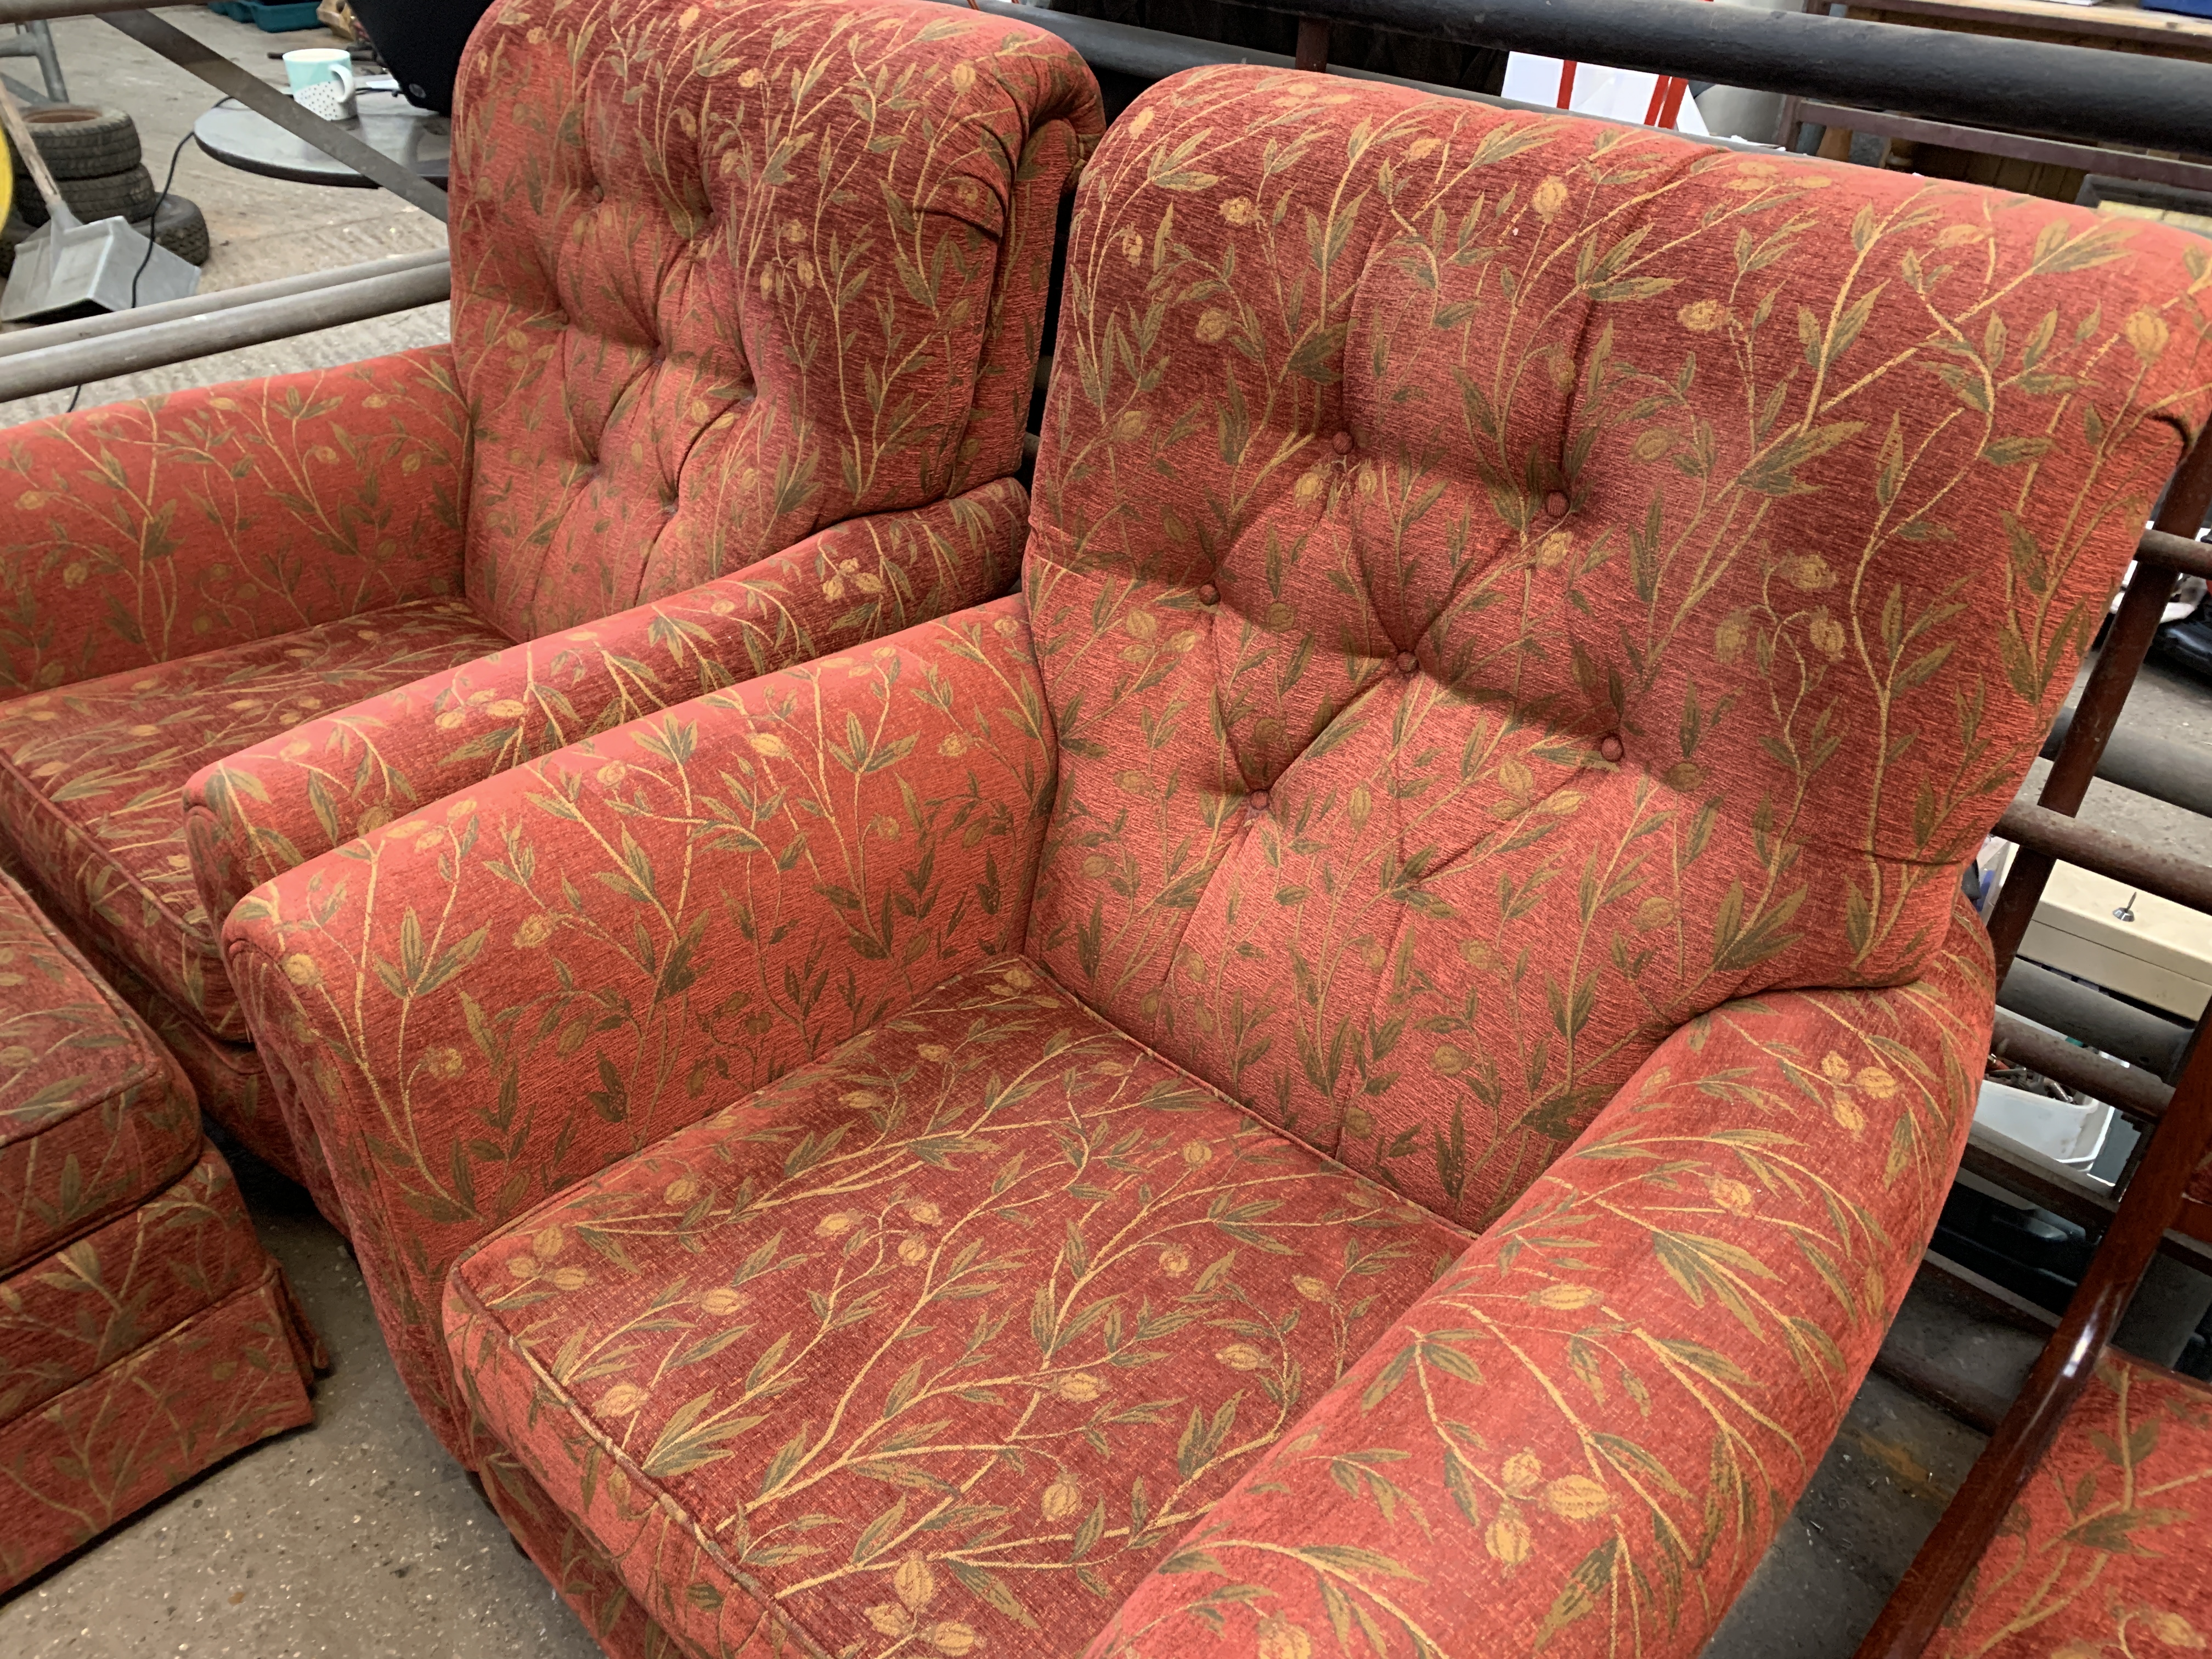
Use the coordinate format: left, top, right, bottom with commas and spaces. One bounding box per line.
1705, 1373, 1993, 1659
0, 10, 2208, 1659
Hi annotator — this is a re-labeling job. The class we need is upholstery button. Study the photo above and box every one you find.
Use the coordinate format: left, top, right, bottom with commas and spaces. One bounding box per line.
1248, 789, 1270, 813
1199, 583, 1220, 605
1599, 734, 1625, 763
1331, 430, 1354, 455
1393, 651, 1417, 674
1544, 490, 1569, 518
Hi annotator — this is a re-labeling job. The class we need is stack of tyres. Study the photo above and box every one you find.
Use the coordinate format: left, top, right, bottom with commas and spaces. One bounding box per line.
1, 104, 210, 279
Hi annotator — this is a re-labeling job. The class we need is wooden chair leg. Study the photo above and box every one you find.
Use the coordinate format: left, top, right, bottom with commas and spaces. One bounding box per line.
1295, 15, 1330, 73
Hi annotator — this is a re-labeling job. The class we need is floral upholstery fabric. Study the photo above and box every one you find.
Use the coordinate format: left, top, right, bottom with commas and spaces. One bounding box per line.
228, 63, 2212, 1659
475, 1444, 667, 1659
1023, 67, 2212, 1233
1934, 1356, 2212, 1659
232, 600, 1054, 1455
447, 0, 1099, 642
2, 1144, 287, 1434
1, 870, 198, 1275
0, 871, 320, 1591
0, 351, 470, 699
0, 1212, 318, 1590
1092, 897, 1993, 1659
0, 598, 511, 1040
53, 918, 307, 1199
445, 955, 1466, 1654
183, 479, 1030, 937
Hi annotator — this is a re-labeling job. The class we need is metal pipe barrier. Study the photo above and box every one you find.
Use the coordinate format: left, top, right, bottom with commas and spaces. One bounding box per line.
1999, 960, 2193, 1085
1790, 104, 2212, 196
2038, 707, 2212, 823
1991, 1009, 2178, 1126
1994, 800, 2212, 920
958, 0, 2212, 153
0, 259, 453, 404
2141, 527, 2212, 582
0, 251, 449, 362
0, 0, 145, 18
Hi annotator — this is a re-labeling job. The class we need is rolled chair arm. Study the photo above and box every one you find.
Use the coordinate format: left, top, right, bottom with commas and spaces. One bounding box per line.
225, 595, 1056, 1455
1088, 896, 1997, 1659
0, 347, 470, 696
184, 477, 1028, 932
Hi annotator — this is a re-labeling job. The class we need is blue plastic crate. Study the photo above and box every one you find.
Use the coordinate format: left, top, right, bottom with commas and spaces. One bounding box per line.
207, 0, 326, 31
2141, 0, 2212, 16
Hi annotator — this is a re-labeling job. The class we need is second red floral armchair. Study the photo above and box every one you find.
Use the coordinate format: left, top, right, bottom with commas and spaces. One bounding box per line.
229, 66, 2212, 1659
0, 0, 1102, 1205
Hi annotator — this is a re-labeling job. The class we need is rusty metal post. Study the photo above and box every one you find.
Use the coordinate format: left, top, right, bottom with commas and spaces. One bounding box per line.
1295, 15, 1331, 72
1986, 429, 2212, 975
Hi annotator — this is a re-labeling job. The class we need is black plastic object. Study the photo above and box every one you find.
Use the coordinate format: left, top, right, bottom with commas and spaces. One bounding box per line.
345, 0, 498, 116
1226, 0, 2212, 153
0, 212, 28, 279
2152, 601, 2212, 684
1050, 0, 1504, 115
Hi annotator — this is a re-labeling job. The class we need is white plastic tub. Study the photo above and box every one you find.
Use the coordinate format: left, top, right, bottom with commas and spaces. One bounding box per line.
1973, 1077, 2113, 1171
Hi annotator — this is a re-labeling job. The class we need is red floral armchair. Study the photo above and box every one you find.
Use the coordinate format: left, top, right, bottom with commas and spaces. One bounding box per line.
228, 65, 2212, 1659
0, 0, 1100, 1207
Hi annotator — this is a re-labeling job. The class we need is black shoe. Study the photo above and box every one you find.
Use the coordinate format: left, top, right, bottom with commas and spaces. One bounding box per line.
2151, 603, 2212, 682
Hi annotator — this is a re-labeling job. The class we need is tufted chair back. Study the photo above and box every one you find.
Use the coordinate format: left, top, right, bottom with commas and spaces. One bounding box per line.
447, 0, 1101, 640
1022, 66, 2211, 1230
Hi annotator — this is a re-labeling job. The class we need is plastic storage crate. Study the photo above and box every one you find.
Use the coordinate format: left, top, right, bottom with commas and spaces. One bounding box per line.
207, 1, 326, 30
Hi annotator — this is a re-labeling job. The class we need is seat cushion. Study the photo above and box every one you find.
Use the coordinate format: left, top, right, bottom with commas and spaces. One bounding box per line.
446, 956, 1468, 1656
0, 596, 511, 1039
1, 870, 197, 1275
1936, 1355, 2212, 1658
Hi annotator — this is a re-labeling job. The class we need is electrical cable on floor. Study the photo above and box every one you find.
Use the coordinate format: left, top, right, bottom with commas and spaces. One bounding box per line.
129, 125, 196, 311
62, 104, 226, 415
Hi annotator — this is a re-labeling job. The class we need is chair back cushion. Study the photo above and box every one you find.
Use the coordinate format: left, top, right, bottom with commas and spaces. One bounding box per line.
1023, 65, 2212, 1228
448, 0, 1100, 639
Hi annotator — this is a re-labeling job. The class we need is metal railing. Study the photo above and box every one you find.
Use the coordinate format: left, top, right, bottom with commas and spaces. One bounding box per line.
1026, 0, 2212, 151
0, 252, 450, 402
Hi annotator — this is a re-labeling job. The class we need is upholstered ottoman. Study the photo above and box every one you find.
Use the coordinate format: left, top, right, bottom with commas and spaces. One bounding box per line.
1, 870, 318, 1589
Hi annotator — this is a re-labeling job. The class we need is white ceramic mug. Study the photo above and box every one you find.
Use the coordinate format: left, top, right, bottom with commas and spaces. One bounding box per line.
283, 47, 356, 120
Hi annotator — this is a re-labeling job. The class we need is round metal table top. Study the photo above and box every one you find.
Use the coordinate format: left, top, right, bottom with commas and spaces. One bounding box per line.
192, 89, 449, 189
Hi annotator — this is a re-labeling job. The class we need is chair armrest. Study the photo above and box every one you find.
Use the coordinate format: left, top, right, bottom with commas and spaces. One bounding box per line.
183, 476, 1028, 932
224, 594, 1053, 1454
0, 347, 469, 696
1088, 895, 1996, 1659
